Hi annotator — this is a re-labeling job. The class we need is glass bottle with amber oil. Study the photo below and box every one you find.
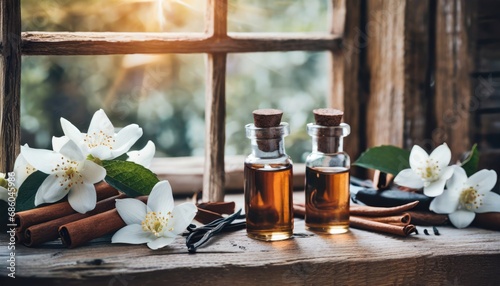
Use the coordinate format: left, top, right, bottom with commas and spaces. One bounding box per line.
305, 108, 350, 234
244, 109, 293, 241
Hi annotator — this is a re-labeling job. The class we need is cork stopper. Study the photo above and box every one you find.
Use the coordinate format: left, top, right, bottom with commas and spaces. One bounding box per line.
313, 108, 343, 126
253, 109, 283, 128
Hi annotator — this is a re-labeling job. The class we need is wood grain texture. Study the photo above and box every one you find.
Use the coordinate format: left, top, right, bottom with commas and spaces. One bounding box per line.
433, 0, 475, 161
202, 0, 228, 203
203, 53, 227, 202
1, 219, 499, 285
403, 0, 433, 149
365, 0, 406, 149
330, 0, 363, 163
19, 32, 341, 55
0, 0, 21, 173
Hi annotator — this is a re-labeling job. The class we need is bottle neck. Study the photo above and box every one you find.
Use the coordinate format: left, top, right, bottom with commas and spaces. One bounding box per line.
307, 123, 350, 154
246, 123, 289, 159
311, 136, 343, 154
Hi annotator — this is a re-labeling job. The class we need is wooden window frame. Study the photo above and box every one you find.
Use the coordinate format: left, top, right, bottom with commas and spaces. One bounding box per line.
0, 0, 357, 202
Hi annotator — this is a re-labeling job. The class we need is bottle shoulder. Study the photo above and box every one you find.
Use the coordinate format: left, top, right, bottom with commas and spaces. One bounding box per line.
245, 154, 293, 165
305, 151, 350, 168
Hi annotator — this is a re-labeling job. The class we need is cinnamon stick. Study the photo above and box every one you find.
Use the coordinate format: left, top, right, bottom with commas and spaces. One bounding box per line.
349, 201, 419, 217
59, 196, 148, 248
15, 182, 119, 242
473, 212, 500, 231
195, 208, 223, 224
24, 194, 125, 247
352, 213, 411, 226
407, 211, 448, 226
197, 201, 235, 215
195, 201, 236, 224
350, 216, 416, 237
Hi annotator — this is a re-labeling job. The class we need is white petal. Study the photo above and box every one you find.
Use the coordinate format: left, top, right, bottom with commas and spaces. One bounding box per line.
88, 109, 115, 135
68, 183, 97, 214
476, 192, 500, 213
429, 189, 459, 214
127, 141, 156, 168
449, 210, 475, 228
13, 151, 35, 189
446, 166, 468, 192
409, 145, 429, 170
440, 165, 455, 181
166, 202, 198, 236
147, 237, 175, 250
0, 187, 8, 202
115, 198, 147, 225
429, 143, 451, 170
36, 173, 70, 204
147, 181, 174, 214
80, 160, 106, 184
423, 177, 448, 197
58, 140, 84, 161
60, 117, 84, 145
112, 124, 143, 157
393, 169, 424, 189
467, 169, 497, 195
112, 224, 152, 244
89, 145, 113, 160
21, 145, 61, 174
52, 136, 69, 152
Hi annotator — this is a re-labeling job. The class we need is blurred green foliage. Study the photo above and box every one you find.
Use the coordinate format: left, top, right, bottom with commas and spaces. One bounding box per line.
20, 0, 329, 162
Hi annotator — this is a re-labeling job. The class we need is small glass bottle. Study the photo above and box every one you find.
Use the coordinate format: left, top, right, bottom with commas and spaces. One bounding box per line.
244, 109, 294, 241
305, 108, 351, 234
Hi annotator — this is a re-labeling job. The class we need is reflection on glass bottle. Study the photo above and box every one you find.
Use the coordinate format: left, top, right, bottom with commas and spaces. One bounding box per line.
305, 108, 351, 234
244, 109, 293, 241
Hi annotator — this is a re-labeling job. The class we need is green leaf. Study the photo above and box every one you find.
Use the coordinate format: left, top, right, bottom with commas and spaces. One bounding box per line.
353, 145, 411, 175
102, 160, 159, 197
461, 144, 479, 177
16, 171, 49, 212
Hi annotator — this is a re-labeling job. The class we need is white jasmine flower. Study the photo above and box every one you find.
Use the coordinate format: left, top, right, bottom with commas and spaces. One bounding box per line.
21, 141, 106, 214
112, 180, 197, 250
394, 143, 454, 197
126, 141, 156, 168
0, 173, 8, 202
13, 145, 37, 189
430, 166, 499, 228
60, 109, 143, 160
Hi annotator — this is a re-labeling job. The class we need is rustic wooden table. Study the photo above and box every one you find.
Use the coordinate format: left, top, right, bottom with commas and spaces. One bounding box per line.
1, 192, 500, 286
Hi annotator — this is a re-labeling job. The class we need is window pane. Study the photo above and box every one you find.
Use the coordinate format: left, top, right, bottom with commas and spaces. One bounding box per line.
21, 55, 205, 157
226, 52, 329, 163
228, 0, 329, 32
21, 0, 205, 32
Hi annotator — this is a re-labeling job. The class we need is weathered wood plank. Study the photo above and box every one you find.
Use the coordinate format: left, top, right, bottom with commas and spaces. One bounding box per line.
0, 0, 21, 173
1, 219, 499, 285
203, 0, 227, 203
365, 1, 406, 148
403, 0, 433, 149
330, 0, 363, 163
433, 0, 475, 161
19, 32, 341, 55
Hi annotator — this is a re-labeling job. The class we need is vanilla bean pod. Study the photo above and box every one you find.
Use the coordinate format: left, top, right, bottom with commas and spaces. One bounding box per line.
185, 209, 245, 253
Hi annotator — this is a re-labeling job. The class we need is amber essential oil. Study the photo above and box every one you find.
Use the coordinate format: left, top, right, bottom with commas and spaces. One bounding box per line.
244, 163, 294, 241
305, 166, 350, 234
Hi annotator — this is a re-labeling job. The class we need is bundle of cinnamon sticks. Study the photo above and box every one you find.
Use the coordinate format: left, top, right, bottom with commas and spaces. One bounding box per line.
15, 182, 130, 248
294, 201, 421, 237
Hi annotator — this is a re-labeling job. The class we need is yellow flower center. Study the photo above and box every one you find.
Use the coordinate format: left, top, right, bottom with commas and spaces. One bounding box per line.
51, 157, 84, 191
83, 130, 115, 149
141, 211, 173, 237
459, 187, 484, 211
415, 159, 441, 182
